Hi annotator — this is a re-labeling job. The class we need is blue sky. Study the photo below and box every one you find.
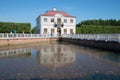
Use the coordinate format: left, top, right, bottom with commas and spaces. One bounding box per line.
0, 0, 120, 27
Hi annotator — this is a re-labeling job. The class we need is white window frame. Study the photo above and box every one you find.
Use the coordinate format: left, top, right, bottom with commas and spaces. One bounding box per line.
44, 18, 47, 22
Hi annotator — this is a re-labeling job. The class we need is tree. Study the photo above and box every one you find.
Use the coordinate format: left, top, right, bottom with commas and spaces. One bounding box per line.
0, 22, 31, 33
77, 19, 120, 27
31, 26, 37, 33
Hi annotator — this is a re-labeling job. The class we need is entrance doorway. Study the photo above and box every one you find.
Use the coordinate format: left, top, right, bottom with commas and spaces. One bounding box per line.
57, 27, 61, 36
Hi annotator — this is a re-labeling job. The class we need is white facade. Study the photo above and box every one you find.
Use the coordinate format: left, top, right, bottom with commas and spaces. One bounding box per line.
36, 8, 76, 36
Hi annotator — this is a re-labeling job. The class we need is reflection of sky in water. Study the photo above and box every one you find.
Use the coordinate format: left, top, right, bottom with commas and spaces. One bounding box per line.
103, 53, 120, 62
0, 43, 120, 80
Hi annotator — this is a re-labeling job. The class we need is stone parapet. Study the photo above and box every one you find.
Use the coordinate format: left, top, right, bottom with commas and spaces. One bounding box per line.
0, 38, 58, 47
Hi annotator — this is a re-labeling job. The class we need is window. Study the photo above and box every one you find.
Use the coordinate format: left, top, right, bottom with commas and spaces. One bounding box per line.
57, 18, 61, 24
64, 19, 67, 23
51, 28, 54, 33
70, 19, 74, 23
70, 29, 74, 34
64, 29, 67, 34
57, 18, 61, 27
51, 18, 54, 23
44, 28, 47, 34
44, 18, 47, 22
51, 28, 54, 36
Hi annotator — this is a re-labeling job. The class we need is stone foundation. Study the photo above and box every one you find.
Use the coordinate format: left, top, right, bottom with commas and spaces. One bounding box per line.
59, 38, 120, 52
1, 37, 120, 52
0, 38, 58, 46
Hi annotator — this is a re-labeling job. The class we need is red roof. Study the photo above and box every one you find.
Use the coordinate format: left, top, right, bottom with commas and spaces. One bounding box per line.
40, 10, 76, 18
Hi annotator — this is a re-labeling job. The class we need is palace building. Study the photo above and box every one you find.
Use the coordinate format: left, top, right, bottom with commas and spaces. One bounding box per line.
36, 8, 76, 36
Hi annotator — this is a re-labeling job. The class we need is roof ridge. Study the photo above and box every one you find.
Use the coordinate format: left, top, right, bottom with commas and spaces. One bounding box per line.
46, 10, 66, 12
40, 10, 76, 18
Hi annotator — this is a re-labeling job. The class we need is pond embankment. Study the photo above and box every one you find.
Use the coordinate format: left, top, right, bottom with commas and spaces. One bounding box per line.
0, 37, 120, 52
59, 38, 120, 52
0, 38, 58, 47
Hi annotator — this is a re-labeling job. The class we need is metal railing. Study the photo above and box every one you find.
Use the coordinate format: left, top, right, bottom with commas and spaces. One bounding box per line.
62, 34, 120, 42
0, 33, 58, 39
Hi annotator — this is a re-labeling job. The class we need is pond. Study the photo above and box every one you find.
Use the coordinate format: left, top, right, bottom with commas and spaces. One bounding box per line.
0, 43, 120, 80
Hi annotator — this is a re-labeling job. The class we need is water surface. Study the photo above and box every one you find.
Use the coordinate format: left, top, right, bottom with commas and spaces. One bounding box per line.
0, 43, 120, 80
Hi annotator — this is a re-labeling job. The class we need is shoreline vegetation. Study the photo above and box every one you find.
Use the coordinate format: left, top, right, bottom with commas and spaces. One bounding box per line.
0, 22, 31, 33
76, 19, 120, 34
76, 25, 120, 34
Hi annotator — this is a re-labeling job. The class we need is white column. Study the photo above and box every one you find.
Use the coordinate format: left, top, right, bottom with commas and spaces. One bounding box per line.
54, 28, 57, 36
61, 28, 63, 35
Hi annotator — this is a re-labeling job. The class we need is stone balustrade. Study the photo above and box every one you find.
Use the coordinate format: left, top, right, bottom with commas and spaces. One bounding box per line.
62, 34, 120, 42
0, 33, 58, 39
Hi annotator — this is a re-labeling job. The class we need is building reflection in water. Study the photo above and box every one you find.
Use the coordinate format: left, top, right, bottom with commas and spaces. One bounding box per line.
0, 47, 32, 58
36, 44, 76, 69
0, 43, 119, 79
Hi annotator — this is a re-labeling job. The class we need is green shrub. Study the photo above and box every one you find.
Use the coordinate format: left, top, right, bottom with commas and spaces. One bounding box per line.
76, 25, 120, 34
0, 22, 31, 33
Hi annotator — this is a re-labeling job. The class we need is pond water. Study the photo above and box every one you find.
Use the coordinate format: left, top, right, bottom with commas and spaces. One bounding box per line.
0, 43, 120, 80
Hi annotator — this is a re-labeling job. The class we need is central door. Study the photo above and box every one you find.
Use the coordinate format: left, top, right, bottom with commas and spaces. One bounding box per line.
57, 27, 61, 36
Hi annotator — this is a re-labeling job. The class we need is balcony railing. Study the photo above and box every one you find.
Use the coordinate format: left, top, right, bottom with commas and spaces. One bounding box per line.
54, 23, 64, 28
